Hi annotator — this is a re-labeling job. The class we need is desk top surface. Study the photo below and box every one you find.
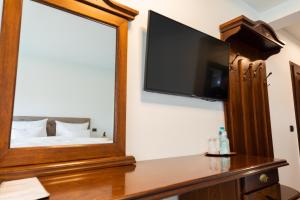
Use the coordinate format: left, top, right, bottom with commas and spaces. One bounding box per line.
39, 154, 288, 200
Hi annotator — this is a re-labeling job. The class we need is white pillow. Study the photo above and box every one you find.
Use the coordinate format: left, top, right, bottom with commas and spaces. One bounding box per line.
56, 128, 91, 138
12, 119, 48, 137
56, 121, 89, 132
11, 127, 44, 139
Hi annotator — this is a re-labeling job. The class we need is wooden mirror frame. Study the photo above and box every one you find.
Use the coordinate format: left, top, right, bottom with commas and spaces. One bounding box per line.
0, 0, 138, 180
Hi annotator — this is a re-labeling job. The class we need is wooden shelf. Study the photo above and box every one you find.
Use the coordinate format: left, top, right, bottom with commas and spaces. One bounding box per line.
220, 15, 284, 61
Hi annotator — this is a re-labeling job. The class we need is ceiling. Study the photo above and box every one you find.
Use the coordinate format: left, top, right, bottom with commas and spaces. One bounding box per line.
284, 24, 300, 42
241, 0, 300, 43
241, 0, 288, 12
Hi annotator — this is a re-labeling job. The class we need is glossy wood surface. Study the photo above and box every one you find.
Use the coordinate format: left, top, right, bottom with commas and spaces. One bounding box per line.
220, 16, 284, 158
244, 184, 300, 200
0, 0, 138, 174
0, 156, 135, 181
179, 180, 240, 200
38, 154, 288, 200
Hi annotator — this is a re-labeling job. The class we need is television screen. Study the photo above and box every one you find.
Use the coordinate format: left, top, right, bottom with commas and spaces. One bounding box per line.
145, 11, 229, 101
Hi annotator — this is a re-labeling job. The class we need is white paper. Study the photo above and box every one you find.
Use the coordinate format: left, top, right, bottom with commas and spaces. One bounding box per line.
0, 177, 49, 200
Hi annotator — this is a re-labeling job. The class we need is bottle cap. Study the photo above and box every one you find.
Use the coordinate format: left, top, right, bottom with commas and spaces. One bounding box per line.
222, 131, 227, 136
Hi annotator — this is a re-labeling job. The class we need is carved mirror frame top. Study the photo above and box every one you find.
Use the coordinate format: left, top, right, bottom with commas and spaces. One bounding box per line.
0, 0, 138, 180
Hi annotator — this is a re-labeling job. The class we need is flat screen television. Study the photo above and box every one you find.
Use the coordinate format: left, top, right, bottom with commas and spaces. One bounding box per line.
144, 11, 230, 101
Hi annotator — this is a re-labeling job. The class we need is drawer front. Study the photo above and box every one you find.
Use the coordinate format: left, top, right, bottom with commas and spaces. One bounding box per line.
242, 169, 279, 193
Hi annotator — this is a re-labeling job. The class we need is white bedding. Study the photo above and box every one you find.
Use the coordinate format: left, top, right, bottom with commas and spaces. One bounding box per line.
10, 136, 113, 148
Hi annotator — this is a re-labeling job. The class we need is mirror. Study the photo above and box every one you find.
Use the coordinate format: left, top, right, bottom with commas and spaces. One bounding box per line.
10, 0, 116, 148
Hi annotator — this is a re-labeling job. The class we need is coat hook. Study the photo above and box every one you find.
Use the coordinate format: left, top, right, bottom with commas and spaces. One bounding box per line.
230, 53, 240, 65
253, 63, 263, 77
264, 72, 272, 85
229, 64, 237, 71
243, 63, 252, 80
229, 53, 240, 71
265, 72, 272, 80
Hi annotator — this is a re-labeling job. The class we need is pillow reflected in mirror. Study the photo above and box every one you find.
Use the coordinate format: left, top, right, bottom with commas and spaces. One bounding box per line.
56, 121, 91, 138
12, 119, 48, 137
56, 121, 89, 131
57, 129, 91, 138
11, 127, 44, 139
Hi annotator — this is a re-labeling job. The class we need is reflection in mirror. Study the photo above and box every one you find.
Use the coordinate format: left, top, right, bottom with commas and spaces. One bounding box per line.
10, 0, 116, 148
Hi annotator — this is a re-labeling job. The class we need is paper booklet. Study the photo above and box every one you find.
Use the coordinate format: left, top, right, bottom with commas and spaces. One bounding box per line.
0, 177, 49, 200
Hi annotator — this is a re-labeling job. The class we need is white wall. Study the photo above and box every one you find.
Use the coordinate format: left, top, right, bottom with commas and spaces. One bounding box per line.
114, 2, 256, 199
14, 56, 115, 139
266, 30, 300, 191
114, 0, 257, 161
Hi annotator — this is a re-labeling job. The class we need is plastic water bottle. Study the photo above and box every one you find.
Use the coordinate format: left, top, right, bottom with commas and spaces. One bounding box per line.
218, 127, 225, 152
219, 127, 230, 154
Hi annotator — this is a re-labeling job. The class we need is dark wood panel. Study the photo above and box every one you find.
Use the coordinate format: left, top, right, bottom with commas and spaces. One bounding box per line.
38, 155, 288, 200
224, 56, 274, 157
224, 57, 245, 153
179, 180, 240, 200
260, 64, 274, 157
240, 60, 256, 155
220, 16, 282, 158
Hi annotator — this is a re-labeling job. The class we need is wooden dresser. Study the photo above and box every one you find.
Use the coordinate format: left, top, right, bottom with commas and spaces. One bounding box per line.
37, 154, 299, 200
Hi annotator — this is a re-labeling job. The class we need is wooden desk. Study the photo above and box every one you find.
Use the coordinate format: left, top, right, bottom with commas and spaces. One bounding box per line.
39, 154, 296, 200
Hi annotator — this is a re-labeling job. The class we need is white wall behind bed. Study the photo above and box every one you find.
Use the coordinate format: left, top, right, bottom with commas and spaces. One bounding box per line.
13, 56, 115, 139
14, 56, 115, 139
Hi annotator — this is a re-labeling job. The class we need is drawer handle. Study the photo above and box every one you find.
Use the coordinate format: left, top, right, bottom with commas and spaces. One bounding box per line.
259, 174, 269, 183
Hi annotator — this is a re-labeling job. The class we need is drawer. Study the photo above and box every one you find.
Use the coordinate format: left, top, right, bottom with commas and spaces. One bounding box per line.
242, 169, 279, 194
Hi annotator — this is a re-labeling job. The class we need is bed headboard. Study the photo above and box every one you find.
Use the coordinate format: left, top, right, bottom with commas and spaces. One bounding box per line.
13, 116, 91, 136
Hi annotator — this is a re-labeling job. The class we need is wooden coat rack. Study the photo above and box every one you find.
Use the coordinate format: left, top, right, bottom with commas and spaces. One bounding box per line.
219, 16, 285, 157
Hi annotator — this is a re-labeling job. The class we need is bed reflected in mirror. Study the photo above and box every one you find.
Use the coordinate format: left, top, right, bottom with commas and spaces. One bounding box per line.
10, 0, 116, 148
